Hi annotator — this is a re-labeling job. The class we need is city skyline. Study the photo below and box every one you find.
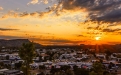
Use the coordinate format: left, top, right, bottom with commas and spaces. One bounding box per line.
0, 0, 121, 45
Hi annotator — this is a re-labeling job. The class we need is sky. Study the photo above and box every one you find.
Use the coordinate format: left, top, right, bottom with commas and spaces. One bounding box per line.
0, 0, 121, 45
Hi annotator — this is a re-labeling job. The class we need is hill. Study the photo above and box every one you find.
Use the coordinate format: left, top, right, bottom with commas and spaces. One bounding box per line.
0, 39, 41, 48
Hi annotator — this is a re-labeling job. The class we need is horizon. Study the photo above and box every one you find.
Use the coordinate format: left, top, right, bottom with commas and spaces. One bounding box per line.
0, 38, 121, 46
0, 0, 121, 45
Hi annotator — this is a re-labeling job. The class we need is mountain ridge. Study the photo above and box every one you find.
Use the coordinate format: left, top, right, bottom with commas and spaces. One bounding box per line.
0, 39, 41, 48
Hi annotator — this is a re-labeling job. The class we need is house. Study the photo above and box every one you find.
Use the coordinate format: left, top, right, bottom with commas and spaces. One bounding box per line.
0, 69, 9, 74
4, 70, 23, 75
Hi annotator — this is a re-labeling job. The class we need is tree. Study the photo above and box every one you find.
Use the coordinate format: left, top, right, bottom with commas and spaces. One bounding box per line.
6, 55, 9, 60
73, 65, 78, 72
90, 62, 105, 75
15, 62, 22, 69
66, 69, 75, 75
91, 52, 96, 58
19, 42, 36, 75
0, 62, 4, 69
61, 65, 70, 71
50, 66, 56, 75
89, 71, 97, 75
105, 50, 112, 60
105, 50, 112, 56
74, 68, 89, 75
39, 65, 46, 70
116, 54, 121, 58
103, 71, 110, 75
54, 71, 66, 75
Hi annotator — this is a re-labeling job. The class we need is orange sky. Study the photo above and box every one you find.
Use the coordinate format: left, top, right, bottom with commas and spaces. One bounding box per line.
0, 0, 121, 45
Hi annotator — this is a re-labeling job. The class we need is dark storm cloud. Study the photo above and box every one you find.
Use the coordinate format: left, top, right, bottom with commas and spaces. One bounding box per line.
0, 28, 18, 31
61, 0, 121, 22
95, 9, 121, 22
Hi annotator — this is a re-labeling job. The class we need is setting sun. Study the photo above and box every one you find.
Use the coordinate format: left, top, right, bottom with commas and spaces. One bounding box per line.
95, 36, 101, 41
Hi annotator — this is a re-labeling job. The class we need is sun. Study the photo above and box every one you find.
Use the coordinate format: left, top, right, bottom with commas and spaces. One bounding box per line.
95, 36, 101, 40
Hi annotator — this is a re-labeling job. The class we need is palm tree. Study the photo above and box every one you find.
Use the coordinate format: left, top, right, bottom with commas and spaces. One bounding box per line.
19, 42, 36, 75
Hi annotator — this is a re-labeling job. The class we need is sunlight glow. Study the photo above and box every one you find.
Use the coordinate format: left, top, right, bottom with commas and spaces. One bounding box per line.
95, 36, 101, 41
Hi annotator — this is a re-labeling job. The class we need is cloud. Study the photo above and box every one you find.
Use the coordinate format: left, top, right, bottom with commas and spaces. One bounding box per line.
76, 35, 85, 37
0, 11, 50, 19
0, 7, 3, 10
95, 9, 121, 22
42, 0, 48, 4
20, 12, 30, 17
1, 0, 121, 23
85, 23, 121, 34
0, 10, 19, 19
107, 42, 121, 44
27, 0, 48, 5
87, 26, 101, 30
0, 28, 19, 31
102, 28, 121, 32
31, 38, 86, 45
26, 0, 121, 24
27, 0, 39, 5
30, 12, 38, 16
58, 0, 121, 23
0, 8, 87, 22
